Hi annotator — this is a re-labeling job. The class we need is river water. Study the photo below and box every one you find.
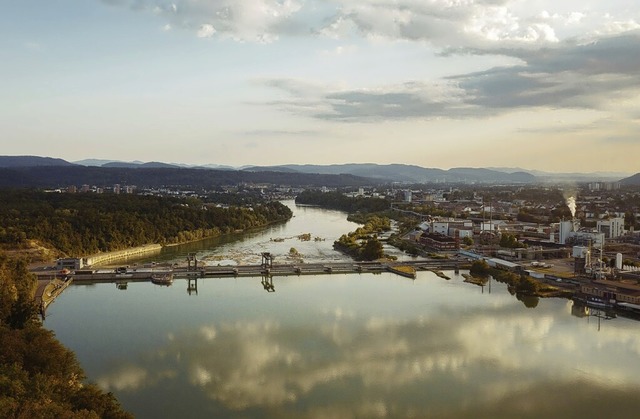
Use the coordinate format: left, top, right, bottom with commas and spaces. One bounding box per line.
45, 202, 640, 418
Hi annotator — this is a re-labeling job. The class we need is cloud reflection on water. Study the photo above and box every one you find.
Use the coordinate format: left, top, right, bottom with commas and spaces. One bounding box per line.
95, 298, 640, 417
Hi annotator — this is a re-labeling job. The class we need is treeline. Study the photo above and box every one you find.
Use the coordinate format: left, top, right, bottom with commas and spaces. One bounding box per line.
0, 253, 132, 417
295, 190, 391, 213
0, 190, 292, 257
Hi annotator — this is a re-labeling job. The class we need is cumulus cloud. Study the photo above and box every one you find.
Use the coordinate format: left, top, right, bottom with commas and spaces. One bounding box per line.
102, 0, 304, 42
101, 0, 640, 47
596, 18, 640, 36
99, 1, 640, 126
197, 23, 216, 38
318, 0, 564, 47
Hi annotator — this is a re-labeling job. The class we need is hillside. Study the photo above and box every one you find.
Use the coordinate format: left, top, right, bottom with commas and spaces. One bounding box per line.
0, 156, 76, 168
620, 173, 640, 186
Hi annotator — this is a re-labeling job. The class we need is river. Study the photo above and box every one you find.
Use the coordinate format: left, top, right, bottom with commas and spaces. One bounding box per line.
45, 201, 640, 418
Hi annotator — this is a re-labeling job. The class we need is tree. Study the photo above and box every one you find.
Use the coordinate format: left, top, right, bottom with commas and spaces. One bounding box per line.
0, 256, 37, 329
0, 251, 133, 417
625, 211, 637, 230
361, 238, 384, 261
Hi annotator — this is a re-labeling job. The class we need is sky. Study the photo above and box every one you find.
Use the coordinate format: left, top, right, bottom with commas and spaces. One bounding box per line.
1, 0, 639, 172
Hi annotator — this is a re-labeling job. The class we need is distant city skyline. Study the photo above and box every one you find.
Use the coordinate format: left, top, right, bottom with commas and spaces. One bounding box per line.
2, 1, 639, 172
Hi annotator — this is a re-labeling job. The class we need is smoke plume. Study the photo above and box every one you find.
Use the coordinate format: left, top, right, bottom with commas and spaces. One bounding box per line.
566, 196, 576, 218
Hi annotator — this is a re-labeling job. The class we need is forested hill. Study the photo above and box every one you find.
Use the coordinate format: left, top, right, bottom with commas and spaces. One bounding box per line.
0, 166, 375, 189
0, 191, 292, 257
0, 155, 76, 168
0, 253, 133, 417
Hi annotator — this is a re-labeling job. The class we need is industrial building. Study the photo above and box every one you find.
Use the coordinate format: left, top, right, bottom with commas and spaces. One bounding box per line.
597, 217, 625, 238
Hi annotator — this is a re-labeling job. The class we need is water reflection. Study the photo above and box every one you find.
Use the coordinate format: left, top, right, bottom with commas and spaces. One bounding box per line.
261, 275, 275, 292
45, 199, 640, 418
187, 278, 198, 295
80, 278, 640, 418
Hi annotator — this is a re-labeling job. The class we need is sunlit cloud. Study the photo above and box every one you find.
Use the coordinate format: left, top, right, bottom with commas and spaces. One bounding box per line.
102, 0, 304, 42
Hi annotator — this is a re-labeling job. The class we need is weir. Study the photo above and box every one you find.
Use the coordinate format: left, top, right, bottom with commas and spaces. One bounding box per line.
67, 260, 462, 281
35, 254, 466, 316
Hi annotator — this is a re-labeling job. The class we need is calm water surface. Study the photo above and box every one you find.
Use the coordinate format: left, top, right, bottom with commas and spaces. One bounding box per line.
46, 203, 640, 418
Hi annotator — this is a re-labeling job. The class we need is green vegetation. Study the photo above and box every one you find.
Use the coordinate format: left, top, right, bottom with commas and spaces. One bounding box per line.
470, 260, 491, 278
347, 214, 391, 232
402, 203, 455, 218
0, 253, 132, 418
0, 190, 292, 257
334, 215, 390, 261
295, 190, 390, 213
499, 233, 526, 249
388, 234, 422, 256
469, 260, 540, 295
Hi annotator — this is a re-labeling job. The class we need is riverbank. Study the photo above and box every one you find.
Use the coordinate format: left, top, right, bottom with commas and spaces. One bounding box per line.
86, 244, 162, 266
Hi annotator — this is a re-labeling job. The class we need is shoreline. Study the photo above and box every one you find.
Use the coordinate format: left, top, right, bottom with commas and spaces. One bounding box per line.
23, 216, 294, 270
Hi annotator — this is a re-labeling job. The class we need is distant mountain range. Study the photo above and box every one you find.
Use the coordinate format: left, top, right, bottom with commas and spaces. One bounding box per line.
242, 164, 536, 183
487, 167, 632, 181
0, 155, 636, 185
73, 158, 235, 171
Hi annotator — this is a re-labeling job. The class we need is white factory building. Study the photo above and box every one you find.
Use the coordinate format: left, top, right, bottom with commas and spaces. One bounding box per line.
597, 217, 625, 238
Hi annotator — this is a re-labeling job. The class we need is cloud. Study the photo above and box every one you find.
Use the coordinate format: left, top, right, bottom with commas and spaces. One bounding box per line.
261, 78, 473, 122
318, 0, 563, 47
197, 23, 216, 38
261, 31, 640, 121
102, 1, 640, 47
102, 0, 304, 42
595, 18, 640, 36
452, 32, 640, 111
